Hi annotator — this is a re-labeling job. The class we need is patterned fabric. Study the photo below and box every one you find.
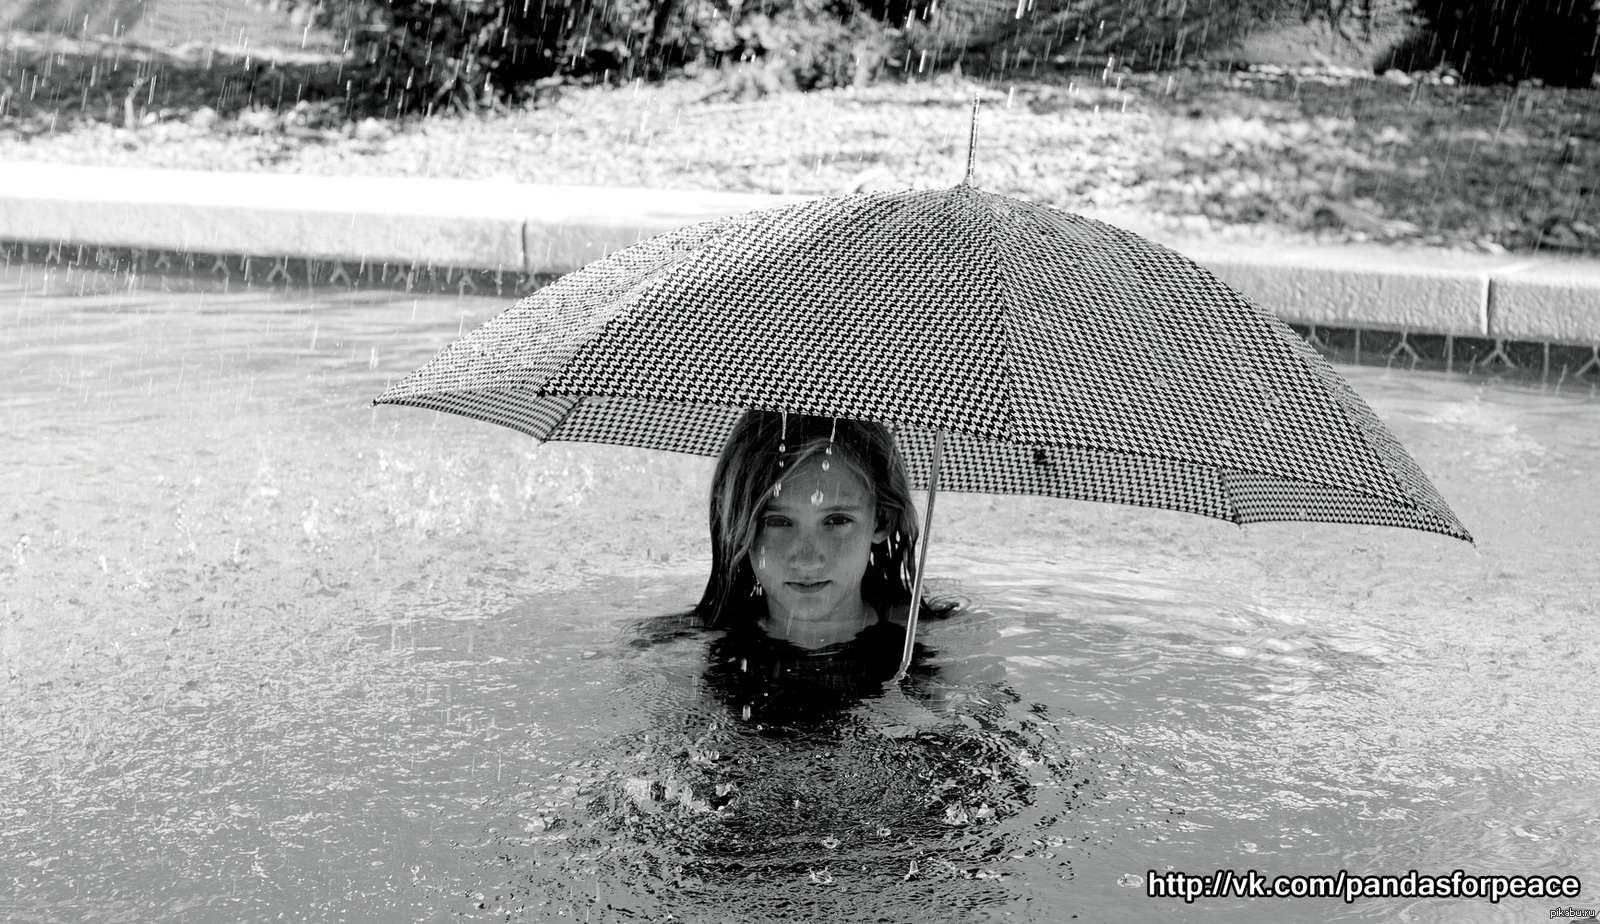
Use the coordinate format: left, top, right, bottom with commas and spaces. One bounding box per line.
375, 184, 1471, 542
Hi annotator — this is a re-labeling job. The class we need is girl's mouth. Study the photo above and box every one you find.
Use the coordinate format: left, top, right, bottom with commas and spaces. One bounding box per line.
786, 580, 831, 594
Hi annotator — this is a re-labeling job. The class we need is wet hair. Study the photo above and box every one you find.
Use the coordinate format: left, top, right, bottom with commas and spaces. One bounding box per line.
695, 411, 923, 629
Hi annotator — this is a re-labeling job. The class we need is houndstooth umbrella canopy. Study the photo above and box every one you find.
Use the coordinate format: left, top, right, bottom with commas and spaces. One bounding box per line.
374, 183, 1471, 543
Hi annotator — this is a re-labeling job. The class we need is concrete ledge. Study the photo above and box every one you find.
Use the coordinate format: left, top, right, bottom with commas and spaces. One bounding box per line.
1490, 259, 1600, 344
0, 161, 800, 273
2, 160, 1596, 346
1, 161, 523, 269
1182, 243, 1530, 337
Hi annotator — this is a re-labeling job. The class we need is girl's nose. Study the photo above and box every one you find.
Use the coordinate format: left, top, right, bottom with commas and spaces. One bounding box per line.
790, 533, 824, 566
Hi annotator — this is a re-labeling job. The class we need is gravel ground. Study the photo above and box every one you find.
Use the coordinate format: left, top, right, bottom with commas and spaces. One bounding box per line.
1, 35, 1596, 256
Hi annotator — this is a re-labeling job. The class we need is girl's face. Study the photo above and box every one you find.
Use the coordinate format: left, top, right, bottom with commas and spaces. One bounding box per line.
749, 454, 888, 629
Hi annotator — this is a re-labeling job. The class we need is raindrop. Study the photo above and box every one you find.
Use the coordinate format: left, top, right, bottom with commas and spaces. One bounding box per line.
810, 490, 825, 506
773, 481, 782, 497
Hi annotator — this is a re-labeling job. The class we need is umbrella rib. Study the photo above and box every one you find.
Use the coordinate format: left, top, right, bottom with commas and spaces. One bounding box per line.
1215, 467, 1244, 526
926, 422, 1433, 509
532, 393, 589, 443
913, 428, 1461, 536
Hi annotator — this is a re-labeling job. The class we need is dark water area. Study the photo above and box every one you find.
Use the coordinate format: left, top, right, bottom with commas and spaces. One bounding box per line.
3, 262, 1598, 922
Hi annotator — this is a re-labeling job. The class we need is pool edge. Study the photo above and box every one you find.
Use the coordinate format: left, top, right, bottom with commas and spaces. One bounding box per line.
3, 160, 1598, 367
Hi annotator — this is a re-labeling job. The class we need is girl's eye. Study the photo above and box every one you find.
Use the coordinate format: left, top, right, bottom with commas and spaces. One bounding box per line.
825, 515, 853, 526
761, 515, 791, 528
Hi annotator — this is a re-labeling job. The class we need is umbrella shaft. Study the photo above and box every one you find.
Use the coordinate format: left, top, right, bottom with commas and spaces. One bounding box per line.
963, 92, 981, 185
895, 430, 944, 681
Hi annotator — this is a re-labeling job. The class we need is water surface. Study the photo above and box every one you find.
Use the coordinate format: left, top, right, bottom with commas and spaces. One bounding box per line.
2, 263, 1597, 922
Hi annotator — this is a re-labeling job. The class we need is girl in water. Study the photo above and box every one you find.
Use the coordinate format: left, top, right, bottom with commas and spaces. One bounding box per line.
487, 413, 1090, 917
694, 410, 946, 724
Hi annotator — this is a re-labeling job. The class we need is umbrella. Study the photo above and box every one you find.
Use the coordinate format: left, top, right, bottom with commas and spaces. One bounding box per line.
374, 95, 1471, 679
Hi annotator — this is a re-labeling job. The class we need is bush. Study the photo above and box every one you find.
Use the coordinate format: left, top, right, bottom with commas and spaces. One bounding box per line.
289, 0, 896, 114
888, 0, 1289, 74
1401, 0, 1600, 86
664, 0, 904, 95
286, 0, 1359, 114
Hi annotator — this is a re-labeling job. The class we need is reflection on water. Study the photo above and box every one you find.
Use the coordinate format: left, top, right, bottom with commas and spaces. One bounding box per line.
2, 262, 1598, 922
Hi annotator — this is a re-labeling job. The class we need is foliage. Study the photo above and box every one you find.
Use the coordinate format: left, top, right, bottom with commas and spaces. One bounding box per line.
287, 0, 1332, 113
888, 0, 1300, 74
1397, 0, 1600, 86
281, 0, 899, 113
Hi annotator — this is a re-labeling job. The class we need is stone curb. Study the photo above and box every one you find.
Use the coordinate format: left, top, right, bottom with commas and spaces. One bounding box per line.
2, 160, 1597, 346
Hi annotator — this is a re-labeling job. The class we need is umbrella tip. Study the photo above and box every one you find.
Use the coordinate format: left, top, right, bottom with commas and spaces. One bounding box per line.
961, 90, 980, 186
